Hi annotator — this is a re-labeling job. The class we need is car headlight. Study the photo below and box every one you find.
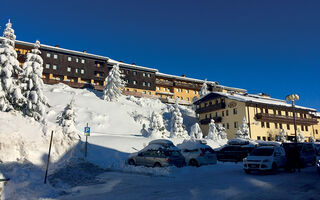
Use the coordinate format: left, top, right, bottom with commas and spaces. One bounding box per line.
262, 159, 270, 163
318, 160, 320, 164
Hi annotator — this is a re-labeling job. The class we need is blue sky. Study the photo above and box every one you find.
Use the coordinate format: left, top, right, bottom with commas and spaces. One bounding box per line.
1, 0, 320, 110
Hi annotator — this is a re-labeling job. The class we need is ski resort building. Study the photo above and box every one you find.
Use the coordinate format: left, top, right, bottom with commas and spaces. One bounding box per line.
193, 92, 320, 141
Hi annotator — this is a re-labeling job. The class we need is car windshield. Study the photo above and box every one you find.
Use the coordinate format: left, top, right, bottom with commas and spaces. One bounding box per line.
201, 148, 215, 154
250, 148, 274, 156
165, 150, 181, 157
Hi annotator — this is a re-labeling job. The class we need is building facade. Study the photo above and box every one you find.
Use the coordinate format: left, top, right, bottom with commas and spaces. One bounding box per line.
194, 92, 320, 142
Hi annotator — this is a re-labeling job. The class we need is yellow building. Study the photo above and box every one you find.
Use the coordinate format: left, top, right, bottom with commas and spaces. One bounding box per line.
194, 92, 319, 142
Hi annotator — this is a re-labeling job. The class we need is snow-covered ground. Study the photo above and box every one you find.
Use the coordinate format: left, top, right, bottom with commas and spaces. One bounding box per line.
1, 83, 319, 200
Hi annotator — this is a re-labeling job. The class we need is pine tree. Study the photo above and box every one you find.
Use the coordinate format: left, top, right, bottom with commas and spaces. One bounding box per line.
19, 40, 48, 121
200, 79, 209, 97
170, 102, 189, 138
0, 20, 22, 111
216, 123, 227, 140
148, 111, 167, 138
57, 98, 78, 137
206, 119, 218, 141
297, 129, 305, 142
309, 132, 315, 143
279, 129, 287, 142
236, 117, 250, 139
190, 123, 203, 139
102, 64, 125, 101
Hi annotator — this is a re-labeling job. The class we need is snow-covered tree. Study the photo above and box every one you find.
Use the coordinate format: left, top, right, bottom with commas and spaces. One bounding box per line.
297, 129, 305, 142
102, 64, 125, 101
19, 40, 48, 121
0, 20, 22, 111
200, 79, 209, 97
148, 111, 167, 138
236, 117, 250, 139
279, 129, 287, 142
57, 98, 78, 137
206, 119, 218, 141
170, 102, 189, 138
216, 123, 227, 140
309, 133, 315, 143
190, 123, 203, 139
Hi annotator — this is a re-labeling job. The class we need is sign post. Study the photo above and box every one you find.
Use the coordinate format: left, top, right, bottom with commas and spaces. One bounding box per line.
44, 130, 54, 184
84, 123, 90, 157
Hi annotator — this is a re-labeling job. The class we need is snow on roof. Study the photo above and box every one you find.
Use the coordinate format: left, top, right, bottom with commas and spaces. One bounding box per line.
108, 58, 158, 72
177, 140, 211, 150
255, 140, 281, 147
227, 138, 258, 146
149, 139, 174, 146
194, 91, 317, 112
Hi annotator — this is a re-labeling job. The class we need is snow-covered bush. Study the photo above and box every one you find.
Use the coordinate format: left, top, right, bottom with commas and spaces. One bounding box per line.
0, 20, 22, 111
206, 119, 218, 141
190, 123, 203, 139
200, 79, 209, 97
57, 98, 78, 138
236, 117, 250, 139
297, 129, 305, 142
309, 133, 315, 143
102, 64, 125, 101
148, 111, 167, 138
170, 102, 189, 138
216, 123, 227, 140
19, 40, 48, 121
279, 129, 287, 142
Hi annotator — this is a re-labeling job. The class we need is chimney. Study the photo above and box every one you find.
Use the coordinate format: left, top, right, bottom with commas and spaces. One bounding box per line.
83, 50, 87, 53
55, 44, 59, 47
181, 75, 186, 77
132, 63, 136, 65
119, 61, 123, 63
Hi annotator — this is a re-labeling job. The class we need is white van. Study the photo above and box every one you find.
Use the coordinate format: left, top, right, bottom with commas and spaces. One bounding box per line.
243, 146, 286, 173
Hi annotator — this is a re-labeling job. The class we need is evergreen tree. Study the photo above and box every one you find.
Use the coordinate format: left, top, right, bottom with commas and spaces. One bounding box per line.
297, 129, 305, 142
279, 129, 287, 142
200, 79, 209, 97
57, 98, 78, 137
170, 102, 189, 138
309, 132, 315, 143
236, 117, 250, 139
0, 20, 22, 111
19, 40, 48, 121
102, 64, 125, 101
206, 119, 218, 141
216, 123, 227, 140
148, 111, 167, 138
190, 123, 203, 139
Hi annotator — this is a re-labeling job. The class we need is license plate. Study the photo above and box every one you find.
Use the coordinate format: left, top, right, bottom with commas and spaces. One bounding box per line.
250, 164, 259, 168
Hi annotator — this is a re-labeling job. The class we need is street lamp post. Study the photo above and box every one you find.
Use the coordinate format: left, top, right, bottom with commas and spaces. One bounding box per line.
286, 94, 300, 143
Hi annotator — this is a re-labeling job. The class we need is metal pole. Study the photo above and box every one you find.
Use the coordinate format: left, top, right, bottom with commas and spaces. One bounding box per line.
85, 123, 88, 157
292, 101, 297, 143
44, 131, 54, 184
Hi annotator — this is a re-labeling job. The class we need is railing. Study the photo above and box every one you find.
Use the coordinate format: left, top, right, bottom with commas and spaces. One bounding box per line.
174, 81, 201, 90
160, 98, 192, 106
156, 79, 174, 87
255, 113, 318, 125
195, 102, 226, 114
122, 90, 159, 99
200, 117, 222, 125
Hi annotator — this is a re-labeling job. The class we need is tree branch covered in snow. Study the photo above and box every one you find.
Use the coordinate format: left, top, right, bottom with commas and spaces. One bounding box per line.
236, 117, 250, 139
57, 98, 78, 138
170, 102, 189, 138
190, 123, 203, 139
200, 79, 209, 97
102, 64, 125, 101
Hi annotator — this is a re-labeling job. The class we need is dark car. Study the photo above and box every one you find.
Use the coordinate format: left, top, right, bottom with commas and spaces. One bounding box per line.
216, 145, 255, 163
282, 143, 316, 168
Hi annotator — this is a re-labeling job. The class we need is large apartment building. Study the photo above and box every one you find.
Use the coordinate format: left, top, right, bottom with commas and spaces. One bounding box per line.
193, 92, 320, 142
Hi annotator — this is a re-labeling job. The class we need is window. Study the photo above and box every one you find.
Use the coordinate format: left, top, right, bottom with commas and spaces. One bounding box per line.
186, 90, 189, 94
286, 111, 289, 116
181, 97, 183, 100
81, 59, 85, 64
216, 112, 219, 117
301, 125, 304, 131
75, 68, 79, 73
226, 110, 229, 116
147, 74, 151, 77
142, 82, 146, 86
279, 123, 283, 129
193, 91, 196, 94
306, 126, 308, 132
143, 73, 146, 77
133, 80, 137, 85
148, 91, 151, 95
143, 91, 146, 94
278, 110, 282, 115
316, 130, 318, 134
257, 136, 261, 140
76, 58, 79, 62
205, 114, 208, 119
233, 108, 237, 115
176, 88, 179, 92
275, 123, 278, 129
287, 124, 290, 130
45, 64, 50, 69
187, 97, 189, 101
234, 122, 238, 129
67, 67, 71, 72
227, 123, 230, 129
156, 87, 160, 90
266, 122, 270, 128
54, 54, 58, 59
68, 56, 72, 61
53, 65, 57, 70
46, 53, 51, 58
222, 111, 225, 117
265, 109, 268, 114
262, 136, 266, 141
133, 71, 137, 76
80, 69, 85, 74
261, 122, 265, 128
147, 82, 151, 87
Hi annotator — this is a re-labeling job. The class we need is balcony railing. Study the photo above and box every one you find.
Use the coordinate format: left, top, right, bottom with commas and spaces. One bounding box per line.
255, 113, 318, 126
195, 102, 226, 114
200, 117, 222, 125
156, 79, 174, 87
174, 81, 201, 90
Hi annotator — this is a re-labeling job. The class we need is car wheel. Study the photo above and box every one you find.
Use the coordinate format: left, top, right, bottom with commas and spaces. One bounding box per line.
244, 169, 251, 174
153, 162, 161, 168
189, 159, 199, 167
128, 159, 135, 166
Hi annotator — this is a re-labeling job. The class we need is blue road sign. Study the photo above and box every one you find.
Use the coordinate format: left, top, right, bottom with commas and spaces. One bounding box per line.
84, 127, 90, 136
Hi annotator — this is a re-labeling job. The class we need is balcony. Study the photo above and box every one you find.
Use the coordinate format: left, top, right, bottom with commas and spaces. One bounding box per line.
255, 113, 318, 126
200, 117, 222, 125
156, 79, 174, 87
174, 81, 201, 90
195, 102, 226, 114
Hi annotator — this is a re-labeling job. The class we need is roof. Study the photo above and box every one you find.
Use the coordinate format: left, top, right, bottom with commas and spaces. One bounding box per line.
194, 91, 317, 112
108, 58, 158, 72
156, 72, 247, 93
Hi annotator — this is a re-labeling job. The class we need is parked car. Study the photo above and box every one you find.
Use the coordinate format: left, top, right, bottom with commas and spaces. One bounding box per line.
178, 140, 217, 167
216, 144, 255, 163
128, 139, 186, 168
243, 146, 286, 173
315, 144, 320, 174
282, 143, 316, 168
